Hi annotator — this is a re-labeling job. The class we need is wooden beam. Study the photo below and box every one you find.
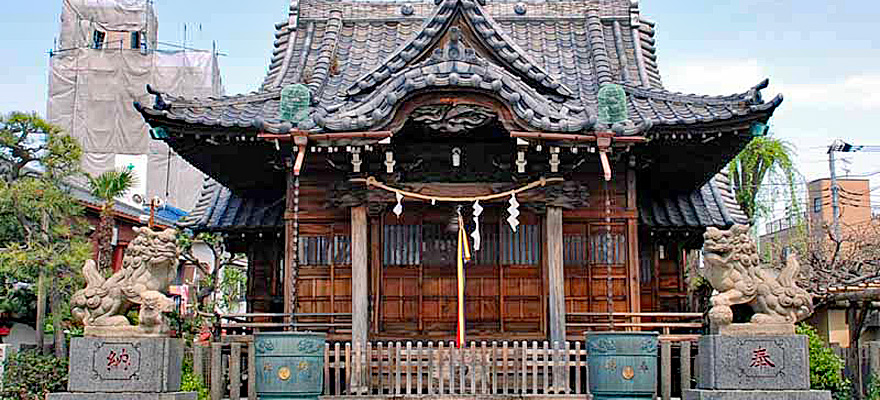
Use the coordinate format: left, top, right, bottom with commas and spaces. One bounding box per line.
510, 131, 647, 144
258, 131, 392, 142
351, 206, 369, 347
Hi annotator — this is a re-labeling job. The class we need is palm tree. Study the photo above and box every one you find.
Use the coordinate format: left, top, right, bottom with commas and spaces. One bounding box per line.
87, 168, 137, 272
728, 134, 800, 221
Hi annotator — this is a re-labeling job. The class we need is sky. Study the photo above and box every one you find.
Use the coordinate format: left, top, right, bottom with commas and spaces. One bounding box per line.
1, 0, 878, 225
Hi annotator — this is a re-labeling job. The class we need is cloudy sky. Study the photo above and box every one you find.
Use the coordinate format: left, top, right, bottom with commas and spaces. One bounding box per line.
1, 0, 878, 222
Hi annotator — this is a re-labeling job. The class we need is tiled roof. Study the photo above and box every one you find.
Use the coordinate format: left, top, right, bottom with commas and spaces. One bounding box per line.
182, 169, 748, 232
138, 0, 781, 136
639, 169, 749, 229
179, 179, 285, 232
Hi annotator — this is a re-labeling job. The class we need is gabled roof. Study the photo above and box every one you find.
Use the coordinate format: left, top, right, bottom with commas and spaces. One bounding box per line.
138, 0, 781, 136
344, 0, 575, 99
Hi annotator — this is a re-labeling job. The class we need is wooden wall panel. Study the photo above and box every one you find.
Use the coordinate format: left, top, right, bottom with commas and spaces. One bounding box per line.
564, 221, 632, 336
247, 238, 282, 314
638, 240, 687, 313
292, 222, 353, 336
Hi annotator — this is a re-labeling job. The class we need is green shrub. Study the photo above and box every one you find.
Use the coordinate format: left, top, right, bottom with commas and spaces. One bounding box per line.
0, 350, 68, 399
181, 352, 209, 400
867, 374, 880, 400
797, 323, 851, 400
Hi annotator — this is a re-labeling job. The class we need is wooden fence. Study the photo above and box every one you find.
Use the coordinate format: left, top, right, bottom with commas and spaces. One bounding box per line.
194, 337, 698, 400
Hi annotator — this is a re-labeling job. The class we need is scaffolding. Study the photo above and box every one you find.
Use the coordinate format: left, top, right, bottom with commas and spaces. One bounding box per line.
48, 0, 223, 211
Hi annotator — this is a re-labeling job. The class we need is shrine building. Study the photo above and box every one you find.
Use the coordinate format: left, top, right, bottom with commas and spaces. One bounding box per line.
137, 0, 781, 347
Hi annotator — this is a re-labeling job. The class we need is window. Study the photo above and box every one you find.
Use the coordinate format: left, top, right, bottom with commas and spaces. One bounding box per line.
590, 231, 626, 264
298, 235, 351, 266
92, 30, 106, 49
131, 31, 142, 50
813, 197, 822, 213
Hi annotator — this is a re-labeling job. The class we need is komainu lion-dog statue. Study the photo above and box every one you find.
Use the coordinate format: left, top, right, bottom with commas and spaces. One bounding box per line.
702, 224, 813, 330
71, 227, 179, 337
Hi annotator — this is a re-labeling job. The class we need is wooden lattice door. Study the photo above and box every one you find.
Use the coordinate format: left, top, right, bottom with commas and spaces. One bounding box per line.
564, 221, 629, 335
379, 208, 543, 339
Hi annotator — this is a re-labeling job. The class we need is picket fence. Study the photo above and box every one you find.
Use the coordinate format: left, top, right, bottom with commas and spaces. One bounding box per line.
193, 338, 697, 400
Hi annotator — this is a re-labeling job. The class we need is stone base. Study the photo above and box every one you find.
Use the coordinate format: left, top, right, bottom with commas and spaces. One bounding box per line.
697, 334, 809, 390
715, 323, 796, 336
67, 337, 183, 393
48, 392, 196, 400
84, 326, 170, 338
684, 389, 831, 400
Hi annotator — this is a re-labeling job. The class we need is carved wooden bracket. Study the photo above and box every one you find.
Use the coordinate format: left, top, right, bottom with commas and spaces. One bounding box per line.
410, 104, 497, 134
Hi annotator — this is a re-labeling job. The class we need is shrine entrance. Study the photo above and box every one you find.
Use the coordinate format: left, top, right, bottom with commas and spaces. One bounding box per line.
377, 205, 545, 340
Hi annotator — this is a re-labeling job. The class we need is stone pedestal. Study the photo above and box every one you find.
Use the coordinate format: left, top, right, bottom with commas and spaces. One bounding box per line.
48, 337, 195, 400
683, 334, 830, 400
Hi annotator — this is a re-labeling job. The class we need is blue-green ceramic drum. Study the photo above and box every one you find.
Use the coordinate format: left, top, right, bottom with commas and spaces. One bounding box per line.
586, 332, 659, 400
254, 332, 326, 400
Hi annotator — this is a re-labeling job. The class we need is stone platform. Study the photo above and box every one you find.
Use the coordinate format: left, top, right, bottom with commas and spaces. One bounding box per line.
48, 392, 196, 400
66, 337, 183, 393
684, 333, 831, 400
48, 337, 194, 400
697, 334, 809, 390
684, 389, 831, 400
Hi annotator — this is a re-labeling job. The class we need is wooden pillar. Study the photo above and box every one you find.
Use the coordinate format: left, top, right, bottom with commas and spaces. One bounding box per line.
626, 168, 642, 316
351, 206, 369, 347
546, 206, 566, 392
370, 216, 382, 334
546, 207, 566, 344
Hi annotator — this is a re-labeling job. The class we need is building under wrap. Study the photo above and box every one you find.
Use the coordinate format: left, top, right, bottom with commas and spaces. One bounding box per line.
48, 0, 223, 211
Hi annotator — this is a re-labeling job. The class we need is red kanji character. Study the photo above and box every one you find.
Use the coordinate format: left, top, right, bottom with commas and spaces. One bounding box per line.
750, 347, 775, 368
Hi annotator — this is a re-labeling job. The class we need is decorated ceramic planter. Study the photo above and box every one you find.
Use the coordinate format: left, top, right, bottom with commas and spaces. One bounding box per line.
254, 332, 326, 400
586, 331, 659, 400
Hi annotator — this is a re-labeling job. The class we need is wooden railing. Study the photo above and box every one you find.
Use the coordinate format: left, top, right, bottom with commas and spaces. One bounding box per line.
567, 312, 705, 336
195, 337, 699, 400
199, 312, 353, 336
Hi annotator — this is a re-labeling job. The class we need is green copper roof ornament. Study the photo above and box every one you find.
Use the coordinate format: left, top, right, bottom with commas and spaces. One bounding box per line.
597, 83, 629, 126
750, 122, 769, 137
280, 84, 311, 124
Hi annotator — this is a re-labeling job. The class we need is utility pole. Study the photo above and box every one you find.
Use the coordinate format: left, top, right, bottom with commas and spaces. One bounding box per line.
828, 140, 880, 241
828, 147, 841, 241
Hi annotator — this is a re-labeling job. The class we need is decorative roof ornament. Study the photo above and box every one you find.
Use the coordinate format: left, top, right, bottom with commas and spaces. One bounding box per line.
514, 2, 527, 15
430, 27, 477, 63
401, 4, 414, 16
280, 84, 311, 124
597, 83, 629, 126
